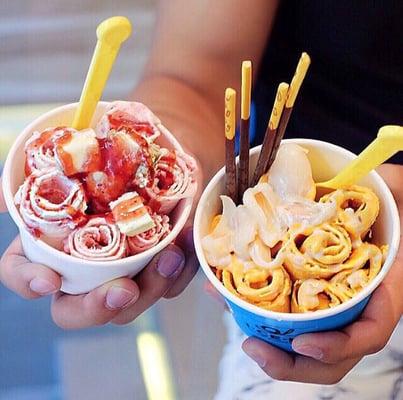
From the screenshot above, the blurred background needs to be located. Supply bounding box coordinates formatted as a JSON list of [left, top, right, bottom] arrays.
[[0, 1, 226, 399]]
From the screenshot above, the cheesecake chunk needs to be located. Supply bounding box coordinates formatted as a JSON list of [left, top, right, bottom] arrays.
[[109, 192, 155, 236], [54, 128, 102, 176]]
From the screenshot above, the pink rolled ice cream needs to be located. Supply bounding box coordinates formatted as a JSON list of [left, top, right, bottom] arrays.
[[144, 150, 198, 215], [15, 168, 87, 244], [64, 217, 127, 261], [14, 100, 197, 261], [24, 127, 72, 175], [96, 101, 162, 142], [127, 212, 171, 255]]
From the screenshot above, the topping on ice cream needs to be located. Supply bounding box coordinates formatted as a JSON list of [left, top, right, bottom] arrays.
[[109, 192, 155, 237], [54, 128, 102, 176], [202, 143, 385, 313], [15, 101, 197, 261]]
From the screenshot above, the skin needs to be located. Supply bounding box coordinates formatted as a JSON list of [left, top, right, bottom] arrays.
[[0, 176, 198, 329], [0, 0, 401, 385]]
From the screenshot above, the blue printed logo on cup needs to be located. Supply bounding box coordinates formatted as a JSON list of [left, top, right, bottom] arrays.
[[226, 296, 370, 352]]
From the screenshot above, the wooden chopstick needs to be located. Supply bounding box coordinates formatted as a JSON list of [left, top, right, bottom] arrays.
[[225, 88, 237, 201], [238, 61, 252, 203], [252, 82, 289, 185], [265, 52, 311, 171]]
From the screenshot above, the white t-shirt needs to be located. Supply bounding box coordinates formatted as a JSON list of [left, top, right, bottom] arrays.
[[215, 313, 403, 400]]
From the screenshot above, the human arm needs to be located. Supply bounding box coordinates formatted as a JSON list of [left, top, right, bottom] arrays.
[[133, 0, 279, 183], [0, 0, 279, 328]]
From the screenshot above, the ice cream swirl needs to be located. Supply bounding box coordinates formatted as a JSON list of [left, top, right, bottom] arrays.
[[65, 217, 127, 261], [15, 168, 87, 241], [202, 144, 387, 313]]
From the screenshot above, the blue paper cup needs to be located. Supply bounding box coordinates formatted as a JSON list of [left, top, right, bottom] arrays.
[[194, 139, 400, 352]]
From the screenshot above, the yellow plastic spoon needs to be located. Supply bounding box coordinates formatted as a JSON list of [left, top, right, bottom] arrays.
[[317, 125, 403, 189], [72, 16, 132, 130]]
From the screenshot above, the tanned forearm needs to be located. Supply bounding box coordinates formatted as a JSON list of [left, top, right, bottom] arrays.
[[130, 0, 280, 185]]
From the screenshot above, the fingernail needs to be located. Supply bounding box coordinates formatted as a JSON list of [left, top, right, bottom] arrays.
[[105, 287, 137, 310], [157, 250, 185, 278], [29, 278, 57, 295], [242, 343, 267, 368], [293, 344, 323, 360]]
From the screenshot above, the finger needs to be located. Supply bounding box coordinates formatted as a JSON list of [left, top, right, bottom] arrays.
[[0, 177, 6, 212], [204, 281, 228, 308], [164, 226, 199, 299], [242, 337, 360, 385], [0, 236, 61, 299], [51, 277, 140, 329], [111, 244, 185, 325], [292, 283, 397, 364]]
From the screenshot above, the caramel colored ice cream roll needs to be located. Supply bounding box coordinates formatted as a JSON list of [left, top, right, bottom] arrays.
[[218, 256, 292, 312], [330, 242, 383, 295], [291, 279, 343, 313], [320, 185, 379, 245], [284, 223, 353, 280]]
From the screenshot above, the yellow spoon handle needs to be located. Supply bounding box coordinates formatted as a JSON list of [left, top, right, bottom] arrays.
[[72, 16, 132, 130], [320, 125, 403, 189]]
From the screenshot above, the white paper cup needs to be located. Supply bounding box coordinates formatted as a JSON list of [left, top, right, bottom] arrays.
[[194, 139, 400, 351], [2, 102, 193, 294]]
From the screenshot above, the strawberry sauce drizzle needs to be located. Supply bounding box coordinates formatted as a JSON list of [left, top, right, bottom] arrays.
[[83, 125, 156, 214], [25, 116, 178, 221], [54, 131, 103, 176]]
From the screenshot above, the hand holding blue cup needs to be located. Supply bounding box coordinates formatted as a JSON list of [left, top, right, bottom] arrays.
[[194, 139, 400, 352]]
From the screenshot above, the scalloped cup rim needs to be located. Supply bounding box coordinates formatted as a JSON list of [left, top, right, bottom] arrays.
[[2, 101, 193, 269], [194, 139, 400, 322]]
